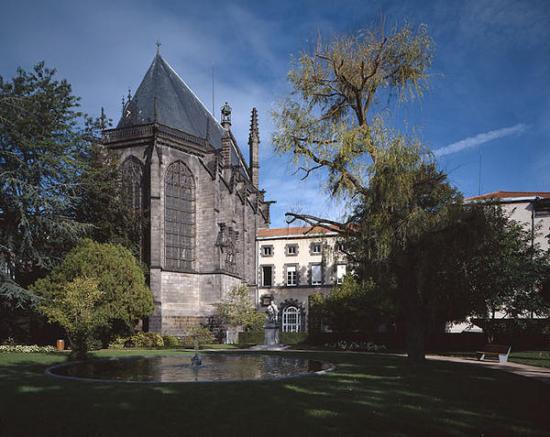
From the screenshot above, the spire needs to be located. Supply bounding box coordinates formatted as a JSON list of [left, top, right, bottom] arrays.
[[248, 107, 259, 144], [248, 107, 260, 188], [156, 40, 161, 55], [221, 101, 232, 130]]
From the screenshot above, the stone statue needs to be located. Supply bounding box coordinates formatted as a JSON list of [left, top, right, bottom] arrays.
[[266, 300, 279, 323]]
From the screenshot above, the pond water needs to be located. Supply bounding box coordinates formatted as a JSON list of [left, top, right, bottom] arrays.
[[47, 353, 333, 383]]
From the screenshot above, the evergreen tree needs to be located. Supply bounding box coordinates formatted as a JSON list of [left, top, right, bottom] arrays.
[[0, 63, 92, 310]]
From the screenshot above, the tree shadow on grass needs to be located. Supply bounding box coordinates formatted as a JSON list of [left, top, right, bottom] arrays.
[[0, 351, 549, 436]]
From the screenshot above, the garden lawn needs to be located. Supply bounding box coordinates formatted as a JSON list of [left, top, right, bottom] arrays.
[[510, 350, 550, 369], [0, 350, 549, 436]]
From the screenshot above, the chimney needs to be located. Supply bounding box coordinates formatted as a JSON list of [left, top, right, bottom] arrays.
[[248, 107, 260, 188]]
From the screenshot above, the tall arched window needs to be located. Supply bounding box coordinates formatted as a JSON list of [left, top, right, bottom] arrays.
[[282, 306, 301, 332], [120, 157, 143, 213], [164, 161, 195, 271]]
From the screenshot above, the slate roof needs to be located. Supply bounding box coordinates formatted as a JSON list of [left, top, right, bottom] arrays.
[[117, 53, 226, 149]]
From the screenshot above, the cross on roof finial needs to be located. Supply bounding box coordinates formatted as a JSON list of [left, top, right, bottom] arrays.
[[156, 40, 161, 55]]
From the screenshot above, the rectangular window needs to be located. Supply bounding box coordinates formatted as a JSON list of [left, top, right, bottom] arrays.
[[261, 245, 273, 257], [311, 264, 322, 285], [336, 264, 347, 284], [262, 265, 273, 287], [287, 265, 297, 286], [311, 243, 321, 254], [336, 241, 346, 252], [286, 244, 298, 256]]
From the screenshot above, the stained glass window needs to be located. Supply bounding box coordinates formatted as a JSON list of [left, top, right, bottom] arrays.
[[164, 161, 195, 271]]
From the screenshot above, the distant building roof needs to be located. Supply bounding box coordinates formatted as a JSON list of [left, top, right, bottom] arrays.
[[117, 53, 226, 149], [466, 191, 550, 202], [257, 226, 339, 238]]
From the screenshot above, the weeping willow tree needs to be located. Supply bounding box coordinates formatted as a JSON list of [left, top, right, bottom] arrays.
[[274, 23, 550, 363], [273, 23, 472, 363]]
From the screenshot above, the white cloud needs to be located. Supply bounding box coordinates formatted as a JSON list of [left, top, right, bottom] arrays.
[[434, 123, 527, 157]]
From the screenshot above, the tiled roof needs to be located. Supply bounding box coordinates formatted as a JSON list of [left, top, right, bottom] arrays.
[[466, 191, 550, 201], [257, 226, 339, 238]]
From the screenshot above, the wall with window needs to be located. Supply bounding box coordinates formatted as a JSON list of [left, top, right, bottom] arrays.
[[256, 229, 348, 332]]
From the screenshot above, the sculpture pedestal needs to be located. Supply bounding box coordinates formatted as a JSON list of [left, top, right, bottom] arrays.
[[264, 321, 280, 346]]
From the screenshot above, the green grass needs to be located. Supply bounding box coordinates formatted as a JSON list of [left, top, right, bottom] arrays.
[[510, 350, 550, 368], [0, 350, 549, 436]]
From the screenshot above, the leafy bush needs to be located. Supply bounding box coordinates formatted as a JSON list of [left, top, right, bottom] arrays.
[[214, 284, 264, 331], [0, 345, 56, 353], [108, 332, 164, 348], [162, 335, 181, 348], [182, 326, 215, 347], [32, 239, 154, 354], [38, 276, 108, 359], [323, 340, 387, 352], [108, 336, 128, 349], [280, 332, 308, 345], [128, 332, 164, 348], [238, 331, 264, 346]]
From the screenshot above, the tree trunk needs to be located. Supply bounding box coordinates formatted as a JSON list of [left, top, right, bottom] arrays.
[[406, 316, 426, 364]]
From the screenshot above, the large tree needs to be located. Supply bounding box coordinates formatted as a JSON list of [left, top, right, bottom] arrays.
[[0, 63, 95, 324], [273, 23, 436, 362], [73, 140, 145, 261], [273, 23, 548, 363]]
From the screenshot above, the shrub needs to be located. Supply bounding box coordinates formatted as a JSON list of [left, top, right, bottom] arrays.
[[280, 332, 308, 345], [108, 336, 128, 349], [127, 332, 164, 348], [238, 331, 264, 346], [0, 345, 56, 353], [38, 276, 108, 359], [32, 239, 154, 351], [162, 335, 181, 348], [182, 326, 215, 348], [214, 284, 265, 331]]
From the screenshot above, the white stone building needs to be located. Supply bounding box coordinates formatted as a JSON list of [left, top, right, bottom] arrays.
[[255, 226, 347, 332]]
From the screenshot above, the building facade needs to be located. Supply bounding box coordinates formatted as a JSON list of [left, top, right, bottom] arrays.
[[255, 226, 348, 332], [103, 52, 271, 335]]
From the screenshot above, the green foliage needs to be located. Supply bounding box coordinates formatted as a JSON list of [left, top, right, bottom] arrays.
[[272, 22, 550, 364], [466, 205, 550, 318], [310, 276, 392, 334], [280, 332, 308, 345], [74, 143, 144, 260], [162, 335, 182, 348], [109, 333, 183, 349], [0, 63, 100, 293], [128, 332, 164, 348], [214, 284, 264, 331], [238, 331, 264, 347], [183, 326, 215, 347], [39, 276, 107, 359], [273, 24, 432, 197], [0, 344, 56, 353], [32, 239, 154, 346]]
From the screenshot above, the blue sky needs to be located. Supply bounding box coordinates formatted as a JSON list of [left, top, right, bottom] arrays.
[[1, 0, 549, 227]]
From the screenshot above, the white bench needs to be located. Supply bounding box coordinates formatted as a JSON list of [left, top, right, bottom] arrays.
[[477, 344, 511, 363]]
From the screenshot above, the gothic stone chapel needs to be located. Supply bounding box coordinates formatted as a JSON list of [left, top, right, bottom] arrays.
[[102, 51, 271, 336]]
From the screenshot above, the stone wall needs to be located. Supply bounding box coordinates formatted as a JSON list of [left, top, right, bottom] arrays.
[[109, 126, 261, 337]]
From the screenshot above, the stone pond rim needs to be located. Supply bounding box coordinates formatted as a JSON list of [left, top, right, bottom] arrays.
[[45, 352, 335, 384]]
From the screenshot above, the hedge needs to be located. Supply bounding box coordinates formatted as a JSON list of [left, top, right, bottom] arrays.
[[237, 331, 309, 346]]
